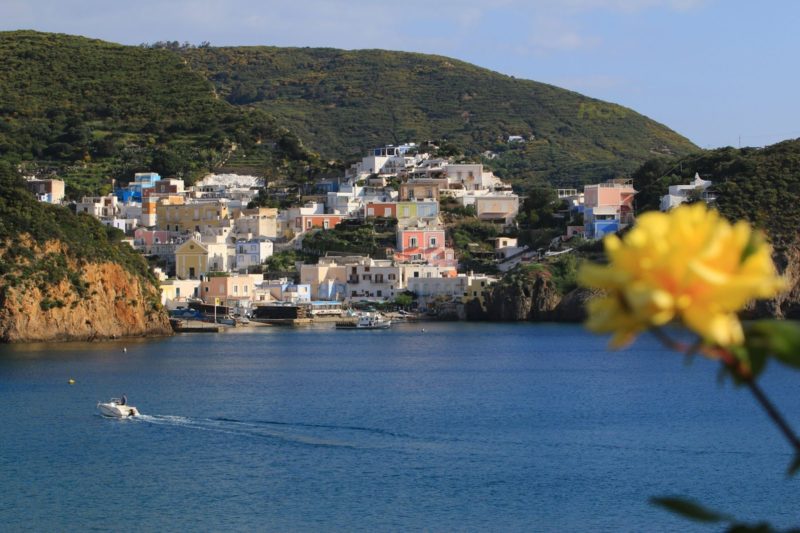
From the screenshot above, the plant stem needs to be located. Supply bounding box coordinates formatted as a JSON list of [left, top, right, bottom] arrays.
[[741, 373, 800, 454], [651, 327, 800, 455]]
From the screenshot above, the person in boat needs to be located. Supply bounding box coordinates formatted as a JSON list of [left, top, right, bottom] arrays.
[[120, 394, 127, 406]]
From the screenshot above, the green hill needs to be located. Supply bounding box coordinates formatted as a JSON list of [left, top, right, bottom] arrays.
[[0, 31, 698, 196], [0, 31, 319, 198], [180, 45, 698, 188]]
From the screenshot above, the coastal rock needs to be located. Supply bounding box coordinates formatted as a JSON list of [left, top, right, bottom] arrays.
[[0, 239, 171, 343], [551, 287, 598, 322], [741, 245, 800, 319], [477, 269, 562, 321]]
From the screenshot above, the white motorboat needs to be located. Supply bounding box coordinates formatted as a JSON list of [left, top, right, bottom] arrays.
[[97, 398, 140, 418], [336, 313, 392, 330]]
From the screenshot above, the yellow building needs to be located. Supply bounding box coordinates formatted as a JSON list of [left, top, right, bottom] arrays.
[[399, 179, 444, 201], [299, 261, 348, 300], [462, 274, 497, 310], [175, 238, 208, 280], [157, 200, 230, 233], [160, 279, 202, 306]]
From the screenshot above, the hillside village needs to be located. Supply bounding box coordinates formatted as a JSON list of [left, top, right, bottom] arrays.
[[24, 142, 714, 320]]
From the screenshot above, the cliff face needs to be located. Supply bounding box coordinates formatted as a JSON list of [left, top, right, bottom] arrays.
[[743, 244, 800, 320], [470, 242, 800, 324], [0, 239, 171, 343], [467, 269, 588, 322]]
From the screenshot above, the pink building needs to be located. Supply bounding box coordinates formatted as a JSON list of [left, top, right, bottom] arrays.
[[395, 227, 456, 267], [133, 228, 179, 253], [583, 179, 636, 239], [199, 274, 260, 307]]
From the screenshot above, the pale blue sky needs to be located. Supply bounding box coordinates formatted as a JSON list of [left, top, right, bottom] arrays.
[[2, 0, 798, 149]]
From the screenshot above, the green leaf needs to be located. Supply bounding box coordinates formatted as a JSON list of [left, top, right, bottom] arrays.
[[746, 320, 800, 371], [651, 497, 729, 523]]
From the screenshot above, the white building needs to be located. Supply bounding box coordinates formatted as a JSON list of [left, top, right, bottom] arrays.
[[444, 163, 508, 192], [344, 258, 402, 302], [660, 173, 715, 211], [236, 238, 274, 271], [408, 272, 497, 311], [76, 195, 120, 218], [347, 144, 421, 179], [102, 217, 138, 234]]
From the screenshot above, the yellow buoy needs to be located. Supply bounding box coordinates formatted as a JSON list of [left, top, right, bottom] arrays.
[[68, 379, 75, 385]]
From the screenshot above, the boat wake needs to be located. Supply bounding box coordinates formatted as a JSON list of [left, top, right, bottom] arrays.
[[133, 414, 423, 450]]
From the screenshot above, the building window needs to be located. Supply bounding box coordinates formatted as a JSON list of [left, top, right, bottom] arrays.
[[377, 290, 382, 297], [388, 273, 396, 280], [306, 220, 312, 229], [410, 237, 418, 248], [430, 237, 437, 247], [234, 285, 238, 294], [204, 286, 209, 292]]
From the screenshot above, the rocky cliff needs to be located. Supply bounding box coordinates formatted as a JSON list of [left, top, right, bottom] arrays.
[[466, 266, 590, 322], [0, 238, 172, 343], [743, 244, 800, 320], [469, 243, 800, 324]]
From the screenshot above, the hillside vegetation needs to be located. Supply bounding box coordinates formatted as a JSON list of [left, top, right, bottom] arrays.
[[180, 45, 697, 188], [0, 161, 154, 292], [632, 139, 800, 248], [0, 31, 320, 198], [0, 31, 698, 195]]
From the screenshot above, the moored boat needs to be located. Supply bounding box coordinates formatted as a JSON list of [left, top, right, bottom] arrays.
[[335, 313, 392, 330]]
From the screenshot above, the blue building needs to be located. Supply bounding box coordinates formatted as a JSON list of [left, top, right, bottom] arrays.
[[115, 172, 161, 203]]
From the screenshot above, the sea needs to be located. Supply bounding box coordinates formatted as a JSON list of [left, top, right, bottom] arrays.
[[1, 322, 799, 532]]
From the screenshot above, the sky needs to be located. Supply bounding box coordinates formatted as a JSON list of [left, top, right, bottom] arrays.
[[2, 0, 799, 149]]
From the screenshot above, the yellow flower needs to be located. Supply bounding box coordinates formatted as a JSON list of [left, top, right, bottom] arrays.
[[578, 203, 786, 348]]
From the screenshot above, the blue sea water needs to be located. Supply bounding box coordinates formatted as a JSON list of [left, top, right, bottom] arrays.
[[1, 322, 799, 532]]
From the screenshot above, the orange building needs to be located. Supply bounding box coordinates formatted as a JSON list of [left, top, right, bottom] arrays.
[[365, 202, 397, 219]]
